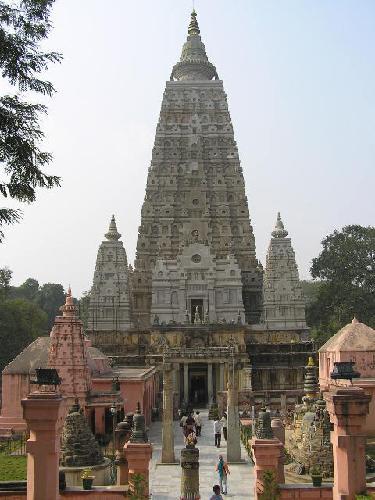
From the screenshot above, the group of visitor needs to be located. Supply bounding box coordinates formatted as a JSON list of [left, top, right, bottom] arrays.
[[179, 410, 231, 497], [180, 410, 202, 444]]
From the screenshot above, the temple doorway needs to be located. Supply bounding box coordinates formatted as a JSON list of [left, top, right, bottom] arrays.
[[191, 298, 203, 324], [189, 364, 207, 406]]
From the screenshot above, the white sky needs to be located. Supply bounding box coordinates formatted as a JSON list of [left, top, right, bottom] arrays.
[[1, 0, 375, 296]]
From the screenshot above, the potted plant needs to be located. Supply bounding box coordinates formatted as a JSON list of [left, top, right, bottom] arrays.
[[81, 468, 95, 490], [310, 465, 322, 487]]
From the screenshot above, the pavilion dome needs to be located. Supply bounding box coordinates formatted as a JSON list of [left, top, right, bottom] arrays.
[[319, 317, 375, 353]]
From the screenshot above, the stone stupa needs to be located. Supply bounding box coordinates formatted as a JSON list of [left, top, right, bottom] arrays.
[[60, 402, 111, 486], [285, 358, 333, 477]]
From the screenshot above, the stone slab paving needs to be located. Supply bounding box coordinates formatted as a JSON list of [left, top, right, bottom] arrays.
[[149, 409, 254, 499]]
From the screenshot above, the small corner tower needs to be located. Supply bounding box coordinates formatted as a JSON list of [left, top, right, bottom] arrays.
[[262, 213, 306, 329], [88, 216, 132, 332], [48, 288, 91, 405]]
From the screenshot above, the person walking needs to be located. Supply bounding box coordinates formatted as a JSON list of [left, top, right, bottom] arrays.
[[220, 413, 227, 441], [209, 484, 223, 500], [213, 417, 222, 448], [215, 455, 230, 495], [194, 411, 202, 437]]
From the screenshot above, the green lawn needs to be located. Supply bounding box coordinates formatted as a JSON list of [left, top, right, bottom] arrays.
[[0, 454, 27, 481]]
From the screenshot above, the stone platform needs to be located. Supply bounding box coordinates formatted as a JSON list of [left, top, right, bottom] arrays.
[[148, 409, 254, 499]]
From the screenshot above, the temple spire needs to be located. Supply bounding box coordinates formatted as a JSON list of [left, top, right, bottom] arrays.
[[271, 212, 288, 238], [170, 9, 218, 81], [60, 287, 77, 318], [188, 10, 200, 35], [105, 214, 121, 241]]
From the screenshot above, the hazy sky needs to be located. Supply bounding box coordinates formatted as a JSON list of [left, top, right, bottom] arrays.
[[2, 0, 374, 296]]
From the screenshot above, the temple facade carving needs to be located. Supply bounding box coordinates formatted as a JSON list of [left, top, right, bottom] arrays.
[[151, 242, 245, 325]]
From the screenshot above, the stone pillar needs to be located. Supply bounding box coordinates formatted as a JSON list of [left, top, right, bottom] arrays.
[[207, 362, 213, 405], [21, 390, 63, 500], [161, 363, 175, 463], [227, 361, 241, 462], [173, 365, 178, 392], [241, 364, 252, 391], [271, 418, 285, 444], [324, 387, 371, 500], [184, 363, 189, 405], [280, 393, 287, 413], [180, 445, 200, 500], [271, 418, 285, 483], [115, 418, 132, 485], [251, 438, 284, 498], [123, 406, 152, 497], [219, 363, 225, 391], [261, 369, 269, 390]]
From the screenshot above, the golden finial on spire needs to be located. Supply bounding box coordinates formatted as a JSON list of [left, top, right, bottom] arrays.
[[188, 9, 200, 36]]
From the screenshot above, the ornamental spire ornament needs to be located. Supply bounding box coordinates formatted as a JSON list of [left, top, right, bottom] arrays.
[[188, 9, 200, 35], [171, 9, 218, 81], [105, 214, 121, 241], [271, 212, 288, 238]]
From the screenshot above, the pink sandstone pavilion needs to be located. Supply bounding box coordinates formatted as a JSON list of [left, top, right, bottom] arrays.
[[0, 289, 158, 436], [319, 317, 375, 435]]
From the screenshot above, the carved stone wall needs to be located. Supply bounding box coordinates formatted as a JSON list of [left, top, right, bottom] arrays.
[[151, 241, 245, 324]]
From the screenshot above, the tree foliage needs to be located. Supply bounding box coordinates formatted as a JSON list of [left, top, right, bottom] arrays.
[[0, 0, 62, 240], [0, 297, 47, 371], [307, 225, 375, 346], [35, 282, 65, 328], [0, 268, 67, 371], [77, 290, 90, 329], [0, 266, 12, 300], [9, 277, 65, 329]]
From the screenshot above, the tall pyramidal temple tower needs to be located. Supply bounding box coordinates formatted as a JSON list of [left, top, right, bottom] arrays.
[[262, 213, 306, 328], [88, 216, 132, 331], [132, 11, 262, 327]]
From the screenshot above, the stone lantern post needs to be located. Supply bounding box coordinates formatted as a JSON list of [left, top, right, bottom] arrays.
[[325, 386, 371, 499], [180, 440, 200, 500], [161, 362, 176, 463], [227, 359, 241, 462], [115, 416, 132, 485]]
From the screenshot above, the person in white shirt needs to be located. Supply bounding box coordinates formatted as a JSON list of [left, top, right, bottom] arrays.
[[220, 414, 227, 441], [213, 418, 222, 447], [194, 411, 202, 436]]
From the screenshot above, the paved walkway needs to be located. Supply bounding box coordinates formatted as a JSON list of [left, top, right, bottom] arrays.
[[149, 409, 254, 499]]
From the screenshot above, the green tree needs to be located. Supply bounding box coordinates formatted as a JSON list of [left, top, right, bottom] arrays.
[[35, 282, 65, 329], [0, 0, 62, 240], [11, 277, 39, 301], [0, 266, 12, 300], [308, 225, 375, 345], [0, 298, 47, 371], [77, 291, 91, 329]]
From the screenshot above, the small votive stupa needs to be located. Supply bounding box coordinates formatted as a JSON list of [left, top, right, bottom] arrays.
[[285, 358, 333, 477], [60, 402, 111, 486]]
